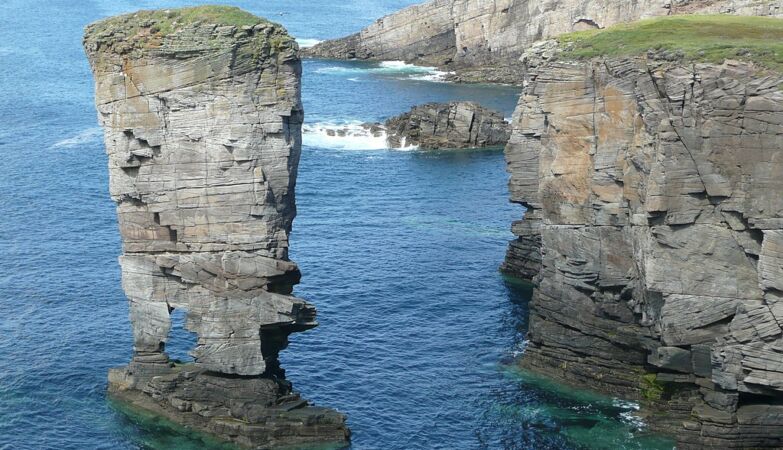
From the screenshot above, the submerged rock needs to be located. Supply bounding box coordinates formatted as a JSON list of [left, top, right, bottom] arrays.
[[384, 101, 510, 149], [304, 0, 783, 84], [83, 6, 349, 448], [503, 50, 783, 447]]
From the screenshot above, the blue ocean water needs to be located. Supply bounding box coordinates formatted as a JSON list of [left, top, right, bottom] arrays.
[[0, 1, 673, 449]]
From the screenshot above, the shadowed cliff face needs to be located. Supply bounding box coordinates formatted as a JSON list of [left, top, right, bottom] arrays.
[[304, 0, 783, 84], [504, 51, 783, 448], [83, 6, 348, 448]]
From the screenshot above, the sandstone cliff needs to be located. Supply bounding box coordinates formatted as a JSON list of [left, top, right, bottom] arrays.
[[503, 46, 783, 447], [84, 7, 348, 448], [305, 0, 783, 83]]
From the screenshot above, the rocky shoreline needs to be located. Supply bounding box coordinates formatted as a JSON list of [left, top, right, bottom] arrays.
[[304, 0, 783, 84], [84, 7, 349, 448]]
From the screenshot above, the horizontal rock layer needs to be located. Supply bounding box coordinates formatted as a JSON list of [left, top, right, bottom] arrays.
[[504, 51, 783, 447], [305, 0, 783, 84], [84, 7, 349, 448], [384, 101, 510, 149]]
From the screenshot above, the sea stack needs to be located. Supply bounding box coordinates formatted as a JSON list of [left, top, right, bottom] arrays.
[[83, 6, 349, 448]]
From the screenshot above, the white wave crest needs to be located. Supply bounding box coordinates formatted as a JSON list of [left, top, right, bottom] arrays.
[[303, 122, 388, 150], [408, 71, 450, 82], [297, 38, 322, 48], [377, 61, 417, 69], [302, 121, 417, 151], [315, 60, 450, 82], [51, 127, 103, 149]]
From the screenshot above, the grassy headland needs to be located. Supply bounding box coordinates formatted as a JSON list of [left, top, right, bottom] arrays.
[[558, 15, 783, 71]]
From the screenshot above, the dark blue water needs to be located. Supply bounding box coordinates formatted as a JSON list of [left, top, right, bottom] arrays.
[[0, 1, 673, 449]]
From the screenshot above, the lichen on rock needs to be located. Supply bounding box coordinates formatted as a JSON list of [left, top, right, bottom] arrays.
[[84, 6, 348, 448]]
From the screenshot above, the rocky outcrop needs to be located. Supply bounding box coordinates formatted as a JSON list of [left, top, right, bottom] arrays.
[[84, 7, 349, 448], [304, 102, 509, 150], [504, 50, 783, 447], [385, 101, 510, 149], [304, 0, 783, 84]]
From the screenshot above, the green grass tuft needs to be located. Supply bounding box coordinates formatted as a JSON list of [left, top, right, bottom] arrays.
[[558, 15, 783, 71], [84, 5, 291, 60], [172, 5, 265, 28], [640, 373, 664, 401], [86, 5, 272, 45], [123, 5, 267, 35]]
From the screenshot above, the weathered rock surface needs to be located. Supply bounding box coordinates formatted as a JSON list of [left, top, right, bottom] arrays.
[[504, 47, 783, 447], [385, 101, 510, 149], [304, 102, 509, 150], [84, 7, 349, 448], [304, 0, 783, 84]]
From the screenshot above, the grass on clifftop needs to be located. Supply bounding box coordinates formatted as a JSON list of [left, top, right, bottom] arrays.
[[84, 5, 288, 55], [170, 5, 264, 27], [558, 15, 783, 71], [89, 5, 270, 39]]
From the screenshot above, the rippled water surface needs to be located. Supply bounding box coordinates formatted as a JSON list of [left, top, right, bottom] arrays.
[[0, 1, 673, 449]]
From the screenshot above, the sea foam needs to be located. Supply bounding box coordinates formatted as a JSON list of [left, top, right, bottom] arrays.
[[303, 121, 417, 150], [297, 38, 322, 48], [51, 127, 103, 149], [316, 60, 450, 82]]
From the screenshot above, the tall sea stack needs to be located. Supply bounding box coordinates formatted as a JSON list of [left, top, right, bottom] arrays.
[[83, 7, 349, 448]]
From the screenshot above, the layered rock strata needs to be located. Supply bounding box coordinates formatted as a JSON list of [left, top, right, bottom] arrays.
[[385, 101, 510, 149], [304, 0, 783, 84], [84, 7, 349, 448], [505, 51, 783, 447], [305, 101, 509, 150]]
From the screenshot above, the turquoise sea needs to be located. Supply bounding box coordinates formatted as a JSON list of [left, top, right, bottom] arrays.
[[0, 1, 673, 449]]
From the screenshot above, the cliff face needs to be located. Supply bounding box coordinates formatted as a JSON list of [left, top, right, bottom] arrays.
[[505, 53, 783, 447], [84, 7, 348, 448], [305, 0, 455, 66], [305, 0, 783, 83]]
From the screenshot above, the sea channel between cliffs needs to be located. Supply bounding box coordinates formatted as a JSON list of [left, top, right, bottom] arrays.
[[67, 0, 783, 448]]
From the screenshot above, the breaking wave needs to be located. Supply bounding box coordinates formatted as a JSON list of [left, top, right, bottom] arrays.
[[302, 121, 417, 151], [315, 60, 450, 82], [296, 38, 322, 48]]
